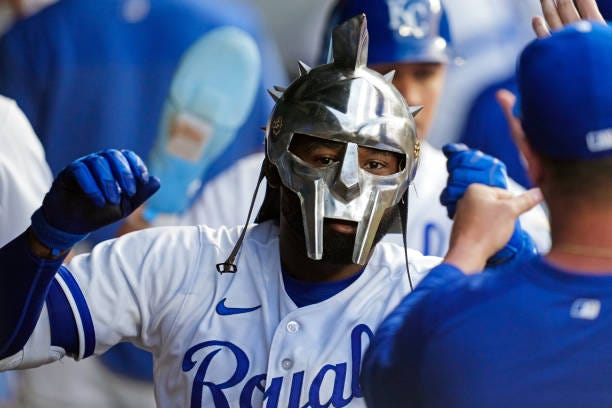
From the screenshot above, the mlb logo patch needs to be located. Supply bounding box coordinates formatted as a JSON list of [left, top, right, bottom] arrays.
[[570, 298, 601, 320]]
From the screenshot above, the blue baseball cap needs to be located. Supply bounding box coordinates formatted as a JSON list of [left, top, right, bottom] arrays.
[[517, 21, 612, 159], [320, 0, 453, 65]]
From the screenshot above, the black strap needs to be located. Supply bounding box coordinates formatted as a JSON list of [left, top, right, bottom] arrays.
[[216, 162, 266, 273], [398, 190, 414, 291]]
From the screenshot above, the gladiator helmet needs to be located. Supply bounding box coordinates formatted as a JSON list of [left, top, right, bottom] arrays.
[[264, 14, 422, 264]]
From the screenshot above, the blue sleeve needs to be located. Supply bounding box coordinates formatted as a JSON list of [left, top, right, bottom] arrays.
[[361, 263, 464, 407], [0, 230, 80, 359], [487, 227, 539, 269], [46, 271, 79, 357], [458, 76, 531, 188]]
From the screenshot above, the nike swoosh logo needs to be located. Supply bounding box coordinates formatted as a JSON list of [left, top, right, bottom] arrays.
[[215, 298, 261, 316]]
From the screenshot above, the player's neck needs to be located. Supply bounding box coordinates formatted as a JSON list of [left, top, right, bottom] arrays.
[[280, 253, 364, 283], [546, 207, 612, 274]]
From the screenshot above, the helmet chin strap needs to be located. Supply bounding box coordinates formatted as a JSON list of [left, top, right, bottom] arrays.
[[398, 189, 414, 291], [216, 161, 266, 273]]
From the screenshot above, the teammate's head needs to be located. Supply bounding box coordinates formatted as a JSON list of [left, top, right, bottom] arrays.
[[262, 14, 420, 265], [321, 0, 454, 138], [515, 21, 612, 205]]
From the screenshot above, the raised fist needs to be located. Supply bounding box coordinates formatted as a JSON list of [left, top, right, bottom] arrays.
[[31, 149, 160, 252]]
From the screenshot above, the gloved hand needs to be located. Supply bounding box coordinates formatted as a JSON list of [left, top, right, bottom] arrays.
[[440, 143, 508, 218], [440, 143, 534, 264], [30, 149, 160, 255]]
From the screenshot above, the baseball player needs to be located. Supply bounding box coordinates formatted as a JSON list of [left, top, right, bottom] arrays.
[[361, 4, 612, 408], [134, 0, 551, 260], [0, 15, 535, 407]]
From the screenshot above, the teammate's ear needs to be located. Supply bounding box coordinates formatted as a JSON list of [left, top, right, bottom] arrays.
[[518, 140, 544, 187], [496, 88, 542, 184], [510, 121, 544, 187]]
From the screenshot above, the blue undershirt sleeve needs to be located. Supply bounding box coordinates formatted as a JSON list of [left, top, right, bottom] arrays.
[[0, 230, 67, 359]]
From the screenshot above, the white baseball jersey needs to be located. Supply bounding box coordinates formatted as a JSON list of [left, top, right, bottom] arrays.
[[0, 95, 52, 404], [0, 95, 53, 247], [173, 143, 551, 256], [6, 221, 440, 407]]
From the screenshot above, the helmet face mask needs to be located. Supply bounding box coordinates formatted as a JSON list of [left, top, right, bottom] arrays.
[[284, 137, 410, 264], [265, 15, 421, 264]]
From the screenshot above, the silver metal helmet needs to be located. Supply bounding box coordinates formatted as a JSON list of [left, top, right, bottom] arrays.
[[265, 14, 421, 264]]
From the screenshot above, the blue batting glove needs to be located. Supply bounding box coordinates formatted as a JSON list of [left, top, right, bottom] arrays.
[[30, 149, 160, 254], [440, 143, 533, 264], [440, 143, 508, 219]]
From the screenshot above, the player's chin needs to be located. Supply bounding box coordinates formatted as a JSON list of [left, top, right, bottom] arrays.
[[322, 220, 357, 263]]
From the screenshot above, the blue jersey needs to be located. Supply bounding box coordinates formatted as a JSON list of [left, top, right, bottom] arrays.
[[458, 75, 531, 188], [0, 0, 286, 243], [362, 257, 612, 408]]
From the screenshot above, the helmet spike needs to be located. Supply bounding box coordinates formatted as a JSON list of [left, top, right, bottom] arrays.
[[410, 105, 424, 117], [297, 60, 311, 76], [267, 88, 283, 102], [383, 70, 395, 83], [332, 13, 368, 69]]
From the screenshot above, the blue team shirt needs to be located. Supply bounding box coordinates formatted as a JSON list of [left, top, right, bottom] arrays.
[[458, 75, 531, 188], [362, 256, 612, 408]]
